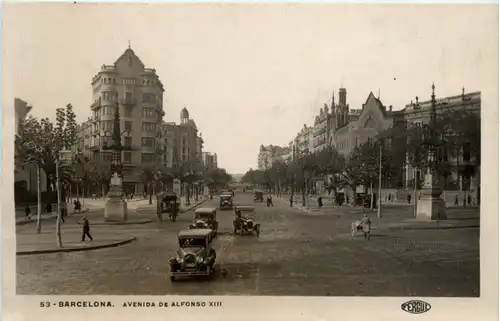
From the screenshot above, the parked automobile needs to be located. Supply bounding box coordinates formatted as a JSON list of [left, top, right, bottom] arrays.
[[169, 229, 216, 282], [189, 207, 218, 236], [233, 206, 260, 236]]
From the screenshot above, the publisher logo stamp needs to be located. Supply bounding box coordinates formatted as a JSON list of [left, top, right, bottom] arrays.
[[401, 300, 431, 314]]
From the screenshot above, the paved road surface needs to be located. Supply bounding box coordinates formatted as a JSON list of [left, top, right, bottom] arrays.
[[16, 192, 479, 296]]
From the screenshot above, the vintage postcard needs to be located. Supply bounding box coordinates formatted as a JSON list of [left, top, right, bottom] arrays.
[[2, 2, 498, 321]]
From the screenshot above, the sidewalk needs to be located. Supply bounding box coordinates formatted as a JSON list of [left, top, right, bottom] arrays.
[[15, 208, 90, 226], [278, 196, 479, 230], [16, 224, 136, 255]]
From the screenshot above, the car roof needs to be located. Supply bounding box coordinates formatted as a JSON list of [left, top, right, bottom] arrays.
[[178, 229, 212, 237], [236, 206, 255, 211], [194, 207, 217, 214]]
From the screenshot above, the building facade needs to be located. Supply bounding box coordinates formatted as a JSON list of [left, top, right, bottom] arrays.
[[312, 104, 329, 153], [257, 145, 291, 170], [402, 89, 481, 192], [160, 107, 204, 172], [80, 47, 165, 193], [332, 92, 401, 156], [202, 152, 218, 171]]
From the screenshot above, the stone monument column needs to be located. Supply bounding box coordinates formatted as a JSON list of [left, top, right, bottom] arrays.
[[104, 172, 128, 222], [104, 103, 128, 222]]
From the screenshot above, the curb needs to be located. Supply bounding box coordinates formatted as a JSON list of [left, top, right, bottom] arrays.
[[91, 219, 152, 226], [382, 224, 480, 231], [16, 236, 137, 256], [16, 208, 90, 226]]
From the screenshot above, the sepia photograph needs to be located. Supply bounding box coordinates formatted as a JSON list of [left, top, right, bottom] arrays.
[[2, 2, 498, 320]]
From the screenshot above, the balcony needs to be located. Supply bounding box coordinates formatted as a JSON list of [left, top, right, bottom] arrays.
[[89, 143, 100, 151], [120, 97, 137, 106], [92, 115, 101, 123]]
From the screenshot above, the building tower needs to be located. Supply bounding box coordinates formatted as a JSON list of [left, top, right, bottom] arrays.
[[87, 47, 165, 194], [180, 107, 189, 124]]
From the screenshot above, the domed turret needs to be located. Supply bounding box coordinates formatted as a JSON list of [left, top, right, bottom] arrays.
[[180, 107, 189, 124]]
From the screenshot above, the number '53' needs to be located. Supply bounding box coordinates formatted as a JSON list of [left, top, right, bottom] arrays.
[[40, 302, 51, 307]]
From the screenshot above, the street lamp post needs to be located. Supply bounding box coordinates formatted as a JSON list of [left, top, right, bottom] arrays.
[[377, 142, 383, 219], [416, 83, 447, 221]]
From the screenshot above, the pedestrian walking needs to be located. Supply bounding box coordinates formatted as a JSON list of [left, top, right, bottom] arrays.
[[467, 194, 472, 206], [407, 194, 411, 204], [25, 205, 31, 220], [46, 203, 52, 215], [289, 195, 293, 207], [360, 214, 372, 240], [454, 194, 459, 207], [79, 217, 93, 242], [388, 193, 392, 202], [317, 196, 323, 208]]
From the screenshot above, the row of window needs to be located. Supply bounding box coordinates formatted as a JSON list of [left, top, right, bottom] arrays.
[[100, 77, 161, 87]]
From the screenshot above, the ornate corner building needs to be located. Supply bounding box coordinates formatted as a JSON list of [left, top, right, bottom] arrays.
[[78, 47, 165, 194]]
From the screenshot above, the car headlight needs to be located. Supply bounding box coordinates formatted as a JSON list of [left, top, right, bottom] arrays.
[[196, 256, 204, 263]]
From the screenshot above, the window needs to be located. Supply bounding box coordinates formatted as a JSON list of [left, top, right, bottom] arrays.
[[142, 93, 156, 103], [103, 121, 113, 131], [142, 108, 155, 118], [123, 79, 136, 85], [141, 153, 155, 164], [125, 92, 134, 101], [141, 137, 155, 148], [125, 121, 132, 131], [102, 106, 115, 115], [142, 122, 156, 132], [123, 152, 132, 163], [124, 137, 132, 147], [124, 106, 133, 117], [102, 92, 117, 102], [102, 152, 112, 162]]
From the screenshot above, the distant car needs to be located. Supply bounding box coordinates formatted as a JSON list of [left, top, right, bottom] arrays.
[[220, 193, 234, 210], [233, 206, 260, 236], [189, 207, 218, 237], [169, 229, 216, 281]]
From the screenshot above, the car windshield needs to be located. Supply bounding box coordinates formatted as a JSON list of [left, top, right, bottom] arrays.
[[179, 238, 206, 248], [195, 213, 212, 219]]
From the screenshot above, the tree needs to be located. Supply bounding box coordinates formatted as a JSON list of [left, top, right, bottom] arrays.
[[141, 166, 162, 204]]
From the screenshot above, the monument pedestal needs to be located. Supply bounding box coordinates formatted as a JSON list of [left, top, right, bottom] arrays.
[[416, 170, 447, 221], [104, 173, 128, 222]]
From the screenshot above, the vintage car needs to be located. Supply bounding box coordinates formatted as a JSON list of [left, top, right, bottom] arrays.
[[220, 192, 234, 210], [254, 190, 264, 202], [169, 229, 217, 281], [189, 207, 218, 236], [156, 191, 179, 222], [233, 206, 261, 236]]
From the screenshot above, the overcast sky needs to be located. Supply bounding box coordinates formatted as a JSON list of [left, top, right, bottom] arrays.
[[3, 3, 497, 174]]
